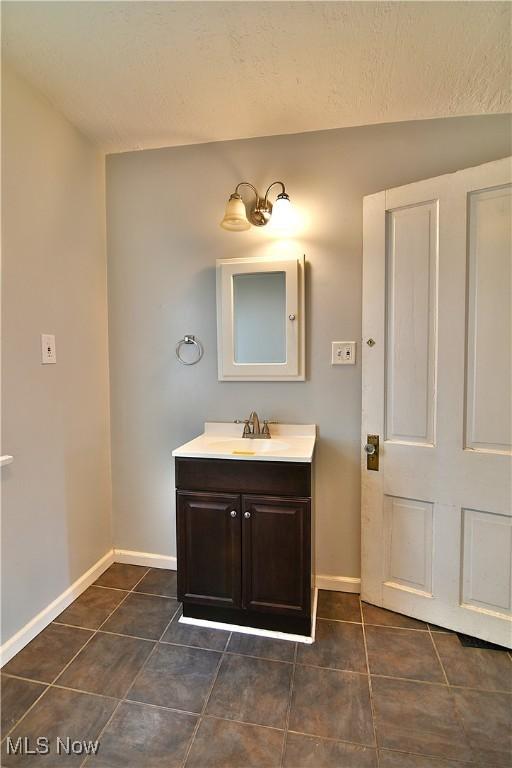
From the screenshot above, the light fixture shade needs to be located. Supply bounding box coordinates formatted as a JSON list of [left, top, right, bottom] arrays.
[[268, 194, 298, 234], [220, 196, 251, 231]]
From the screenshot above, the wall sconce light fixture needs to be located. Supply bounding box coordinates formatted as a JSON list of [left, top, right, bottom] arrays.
[[220, 181, 296, 232]]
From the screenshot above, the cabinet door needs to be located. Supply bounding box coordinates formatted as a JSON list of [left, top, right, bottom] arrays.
[[177, 491, 241, 609], [242, 495, 310, 616], [217, 254, 305, 381]]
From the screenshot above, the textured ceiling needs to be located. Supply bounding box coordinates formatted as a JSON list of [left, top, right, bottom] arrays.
[[2, 1, 511, 153]]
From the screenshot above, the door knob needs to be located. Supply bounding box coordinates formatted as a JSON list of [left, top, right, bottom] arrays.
[[365, 434, 379, 471], [230, 510, 237, 518], [244, 511, 251, 519]]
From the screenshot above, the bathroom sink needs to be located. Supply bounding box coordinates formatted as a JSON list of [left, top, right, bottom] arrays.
[[172, 422, 316, 463], [206, 438, 291, 454]]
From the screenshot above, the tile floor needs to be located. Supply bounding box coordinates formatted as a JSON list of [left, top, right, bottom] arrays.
[[1, 564, 511, 767]]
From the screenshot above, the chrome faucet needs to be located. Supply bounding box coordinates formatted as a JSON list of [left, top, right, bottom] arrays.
[[237, 411, 274, 439]]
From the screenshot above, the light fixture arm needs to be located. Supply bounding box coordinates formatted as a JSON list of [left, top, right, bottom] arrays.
[[263, 181, 287, 206], [233, 182, 259, 202]]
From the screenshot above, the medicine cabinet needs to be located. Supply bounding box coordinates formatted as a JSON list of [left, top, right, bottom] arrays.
[[216, 254, 305, 381]]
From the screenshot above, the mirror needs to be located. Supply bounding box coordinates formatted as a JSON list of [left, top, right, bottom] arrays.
[[216, 254, 305, 381], [233, 272, 286, 364]]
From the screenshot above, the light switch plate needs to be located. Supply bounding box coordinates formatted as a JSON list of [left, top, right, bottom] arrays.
[[41, 334, 56, 364], [332, 341, 356, 365]]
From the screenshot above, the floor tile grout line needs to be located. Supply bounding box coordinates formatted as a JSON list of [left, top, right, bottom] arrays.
[[428, 625, 450, 686], [0, 682, 49, 749], [360, 597, 380, 767], [429, 626, 480, 764], [378, 746, 475, 765], [94, 568, 151, 631], [425, 622, 479, 763], [122, 699, 200, 718], [95, 571, 179, 705], [116, 600, 184, 704], [294, 660, 370, 676], [158, 602, 184, 642], [197, 712, 286, 735], [1, 673, 120, 702], [368, 671, 512, 695], [132, 589, 179, 600], [159, 638, 296, 662], [46, 623, 296, 660], [1, 565, 151, 746], [80, 698, 124, 768], [127, 568, 152, 593], [4, 659, 511, 698], [51, 624, 164, 642], [1, 624, 101, 743], [279, 641, 298, 768], [285, 725, 377, 752], [84, 600, 186, 768], [79, 566, 155, 768], [317, 614, 435, 633], [7, 666, 511, 701], [180, 632, 232, 768]]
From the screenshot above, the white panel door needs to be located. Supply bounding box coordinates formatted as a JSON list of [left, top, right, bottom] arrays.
[[362, 157, 512, 647]]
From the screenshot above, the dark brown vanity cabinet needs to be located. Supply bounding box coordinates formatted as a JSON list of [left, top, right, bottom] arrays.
[[175, 458, 313, 635]]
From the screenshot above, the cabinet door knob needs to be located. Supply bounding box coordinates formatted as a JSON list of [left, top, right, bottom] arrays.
[[244, 511, 251, 519], [230, 510, 237, 518]]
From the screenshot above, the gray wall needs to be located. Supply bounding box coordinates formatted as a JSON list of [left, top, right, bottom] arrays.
[[106, 114, 511, 581], [1, 64, 112, 643]]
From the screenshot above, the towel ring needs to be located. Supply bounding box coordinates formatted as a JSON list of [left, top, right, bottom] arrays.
[[176, 335, 203, 366]]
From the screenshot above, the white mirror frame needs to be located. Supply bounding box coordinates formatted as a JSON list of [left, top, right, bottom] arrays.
[[216, 253, 305, 381]]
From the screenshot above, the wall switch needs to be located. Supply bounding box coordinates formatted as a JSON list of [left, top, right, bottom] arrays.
[[41, 334, 56, 364], [331, 341, 356, 365]]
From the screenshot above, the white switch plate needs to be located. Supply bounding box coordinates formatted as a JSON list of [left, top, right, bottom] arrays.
[[41, 334, 56, 364], [331, 341, 356, 365]]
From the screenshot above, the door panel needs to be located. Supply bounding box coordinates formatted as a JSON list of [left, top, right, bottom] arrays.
[[362, 157, 512, 647], [461, 508, 512, 615], [384, 495, 433, 597], [177, 491, 241, 609], [465, 185, 512, 454], [385, 201, 438, 445], [242, 495, 310, 616]]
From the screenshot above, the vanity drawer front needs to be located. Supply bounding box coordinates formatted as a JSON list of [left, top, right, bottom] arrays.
[[176, 491, 242, 610], [175, 458, 311, 496]]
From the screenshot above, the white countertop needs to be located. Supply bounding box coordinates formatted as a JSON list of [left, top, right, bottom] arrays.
[[172, 422, 316, 463]]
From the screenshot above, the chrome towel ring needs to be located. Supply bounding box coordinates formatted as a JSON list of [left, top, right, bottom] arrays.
[[176, 335, 204, 366]]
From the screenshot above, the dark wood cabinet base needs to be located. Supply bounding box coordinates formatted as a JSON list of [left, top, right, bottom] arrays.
[[182, 602, 312, 637], [176, 457, 314, 640]]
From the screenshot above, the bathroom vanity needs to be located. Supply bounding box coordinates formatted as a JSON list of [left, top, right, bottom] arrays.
[[172, 423, 316, 638]]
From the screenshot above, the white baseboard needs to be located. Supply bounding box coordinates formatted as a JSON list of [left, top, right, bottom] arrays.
[[315, 574, 361, 593], [113, 549, 177, 570], [113, 552, 357, 594], [0, 549, 356, 667], [0, 549, 114, 668]]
